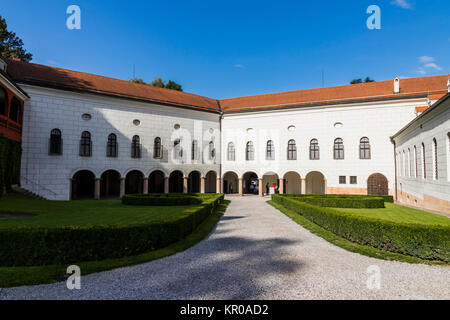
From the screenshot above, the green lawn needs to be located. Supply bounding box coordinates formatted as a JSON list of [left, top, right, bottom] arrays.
[[334, 203, 450, 226], [268, 200, 448, 265], [0, 199, 230, 288], [0, 193, 206, 228]]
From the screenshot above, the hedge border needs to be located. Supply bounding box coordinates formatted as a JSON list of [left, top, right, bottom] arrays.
[[122, 194, 202, 206], [297, 196, 385, 208], [0, 194, 224, 266], [272, 195, 450, 262], [282, 194, 394, 203]]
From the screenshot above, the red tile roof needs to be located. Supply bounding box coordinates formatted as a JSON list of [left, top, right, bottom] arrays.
[[5, 59, 449, 114], [415, 106, 429, 113], [5, 59, 221, 113], [219, 76, 449, 112]]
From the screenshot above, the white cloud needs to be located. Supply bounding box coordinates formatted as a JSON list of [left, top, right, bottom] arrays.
[[424, 63, 442, 71], [391, 0, 413, 9], [234, 64, 244, 68], [416, 68, 426, 75], [419, 56, 434, 63], [47, 59, 59, 65]]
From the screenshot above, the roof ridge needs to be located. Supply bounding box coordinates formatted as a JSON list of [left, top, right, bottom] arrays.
[[219, 74, 449, 102], [5, 58, 218, 102]]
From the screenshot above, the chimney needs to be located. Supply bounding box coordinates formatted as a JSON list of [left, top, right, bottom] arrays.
[[447, 77, 450, 93], [0, 58, 6, 72], [394, 76, 400, 94]]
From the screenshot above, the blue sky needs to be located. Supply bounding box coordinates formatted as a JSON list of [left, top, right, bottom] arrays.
[[1, 0, 449, 98]]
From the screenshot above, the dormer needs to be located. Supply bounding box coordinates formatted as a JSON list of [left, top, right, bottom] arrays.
[[394, 76, 400, 94]]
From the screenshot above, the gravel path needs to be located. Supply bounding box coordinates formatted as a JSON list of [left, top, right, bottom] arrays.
[[1, 196, 449, 300]]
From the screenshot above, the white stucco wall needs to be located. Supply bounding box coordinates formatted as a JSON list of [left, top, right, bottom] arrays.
[[394, 97, 450, 203], [221, 98, 430, 194], [19, 85, 221, 200]]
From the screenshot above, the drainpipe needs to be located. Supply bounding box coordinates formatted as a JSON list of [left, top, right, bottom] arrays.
[[217, 100, 223, 193], [391, 137, 398, 201]]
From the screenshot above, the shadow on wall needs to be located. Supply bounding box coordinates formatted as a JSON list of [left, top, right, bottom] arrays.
[[18, 67, 192, 200]]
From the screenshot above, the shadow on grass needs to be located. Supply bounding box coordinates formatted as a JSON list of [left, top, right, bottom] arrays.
[[0, 201, 232, 288]]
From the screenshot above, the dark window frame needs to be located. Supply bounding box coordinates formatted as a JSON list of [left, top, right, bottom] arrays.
[[80, 131, 92, 157], [350, 176, 357, 184], [287, 139, 297, 160], [359, 137, 371, 159], [106, 133, 118, 158], [49, 128, 63, 155], [309, 139, 319, 160], [131, 135, 141, 159], [246, 141, 254, 161], [154, 137, 162, 159], [334, 138, 344, 160], [339, 176, 346, 184], [266, 140, 275, 160]]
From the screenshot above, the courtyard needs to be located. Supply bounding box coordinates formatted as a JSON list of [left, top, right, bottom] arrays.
[[1, 195, 449, 299]]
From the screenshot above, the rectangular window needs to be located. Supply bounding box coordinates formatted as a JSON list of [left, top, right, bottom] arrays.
[[339, 176, 346, 184], [350, 176, 357, 184]]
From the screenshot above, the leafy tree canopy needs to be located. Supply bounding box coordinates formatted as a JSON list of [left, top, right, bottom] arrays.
[[129, 77, 183, 91], [129, 78, 146, 84], [0, 16, 33, 62], [350, 77, 375, 84]]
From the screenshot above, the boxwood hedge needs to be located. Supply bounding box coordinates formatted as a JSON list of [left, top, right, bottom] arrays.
[[272, 195, 450, 262], [122, 194, 202, 206], [282, 194, 394, 203], [297, 196, 385, 208], [0, 194, 224, 266]]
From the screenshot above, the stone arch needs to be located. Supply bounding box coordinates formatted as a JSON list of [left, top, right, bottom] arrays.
[[98, 167, 123, 179], [125, 170, 144, 194], [101, 169, 121, 199], [169, 170, 184, 193], [123, 167, 145, 177], [243, 171, 259, 195], [205, 170, 217, 193], [147, 167, 169, 179], [71, 170, 95, 200], [188, 170, 201, 193], [149, 170, 165, 193], [223, 171, 238, 194], [367, 173, 389, 195], [70, 167, 98, 179], [262, 172, 279, 195], [283, 171, 302, 194], [305, 171, 326, 194]]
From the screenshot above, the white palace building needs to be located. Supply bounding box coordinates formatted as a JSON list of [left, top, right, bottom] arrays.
[[1, 58, 449, 213]]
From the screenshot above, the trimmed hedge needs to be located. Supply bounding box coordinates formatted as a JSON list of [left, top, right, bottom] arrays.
[[122, 194, 202, 206], [0, 194, 224, 266], [298, 196, 385, 208], [283, 194, 394, 203], [272, 195, 450, 262]]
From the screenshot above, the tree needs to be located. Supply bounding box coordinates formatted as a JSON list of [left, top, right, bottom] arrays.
[[129, 78, 146, 84], [129, 77, 183, 91], [165, 80, 183, 92], [0, 16, 33, 62], [151, 77, 166, 88], [350, 77, 375, 84]]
